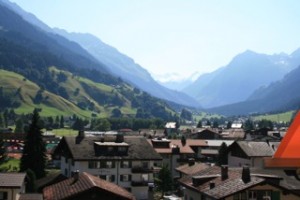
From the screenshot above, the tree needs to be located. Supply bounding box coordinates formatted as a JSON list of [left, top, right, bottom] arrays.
[[111, 108, 122, 118], [258, 119, 273, 130], [26, 169, 37, 192], [0, 139, 6, 163], [226, 121, 232, 129], [60, 116, 64, 128], [212, 120, 219, 128], [180, 108, 192, 121], [244, 119, 254, 131], [20, 109, 47, 179], [14, 118, 24, 133], [197, 120, 202, 128], [216, 142, 228, 166], [155, 165, 173, 198]]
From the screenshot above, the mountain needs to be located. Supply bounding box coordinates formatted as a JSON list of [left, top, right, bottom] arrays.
[[0, 0, 200, 107], [183, 50, 298, 108], [52, 29, 200, 107], [154, 72, 201, 91], [208, 50, 300, 116], [0, 2, 176, 119]]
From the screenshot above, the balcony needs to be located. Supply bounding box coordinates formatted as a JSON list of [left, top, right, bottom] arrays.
[[131, 166, 153, 173]]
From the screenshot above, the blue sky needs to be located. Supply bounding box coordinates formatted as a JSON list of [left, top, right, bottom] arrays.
[[10, 0, 300, 81]]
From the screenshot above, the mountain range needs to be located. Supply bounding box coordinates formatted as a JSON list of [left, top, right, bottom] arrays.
[[1, 0, 300, 117], [183, 50, 300, 108], [0, 0, 180, 119]]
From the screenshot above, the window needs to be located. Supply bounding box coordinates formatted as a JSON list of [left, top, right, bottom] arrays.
[[141, 174, 149, 181], [107, 146, 114, 152], [119, 146, 127, 152], [121, 174, 131, 182], [0, 192, 8, 200], [248, 191, 257, 200], [142, 162, 148, 168], [121, 161, 131, 168], [106, 161, 115, 168], [88, 161, 100, 169], [99, 175, 115, 182]]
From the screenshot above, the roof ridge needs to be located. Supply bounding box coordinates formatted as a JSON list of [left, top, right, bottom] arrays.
[[84, 172, 97, 187]]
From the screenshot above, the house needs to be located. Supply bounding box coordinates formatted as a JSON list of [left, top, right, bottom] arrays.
[[53, 132, 162, 200], [193, 129, 221, 140], [200, 140, 234, 162], [175, 160, 209, 178], [0, 173, 26, 200], [178, 165, 300, 200], [148, 139, 207, 179], [0, 173, 43, 200], [164, 122, 177, 137], [228, 141, 279, 168], [43, 171, 135, 200]]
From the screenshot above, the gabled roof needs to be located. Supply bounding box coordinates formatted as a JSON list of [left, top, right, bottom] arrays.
[[0, 173, 26, 188], [230, 141, 278, 157], [178, 166, 264, 199], [179, 166, 300, 199], [43, 172, 135, 200], [147, 139, 207, 154], [55, 136, 162, 161], [176, 162, 209, 175]]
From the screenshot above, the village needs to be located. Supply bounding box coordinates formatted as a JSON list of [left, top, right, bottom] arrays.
[[1, 112, 300, 200]]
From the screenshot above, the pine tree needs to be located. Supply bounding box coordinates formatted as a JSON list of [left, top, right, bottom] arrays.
[[14, 118, 24, 133], [59, 115, 64, 128], [20, 109, 47, 179], [155, 165, 173, 198], [216, 142, 228, 166]]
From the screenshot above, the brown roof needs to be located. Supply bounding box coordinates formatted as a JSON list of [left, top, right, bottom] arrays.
[[179, 166, 300, 199], [0, 173, 26, 188], [43, 172, 135, 200], [148, 139, 207, 154], [235, 141, 278, 157], [178, 166, 265, 199], [176, 162, 209, 175], [56, 136, 162, 161]]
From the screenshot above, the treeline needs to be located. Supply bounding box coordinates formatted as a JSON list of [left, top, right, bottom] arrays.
[[71, 117, 166, 131]]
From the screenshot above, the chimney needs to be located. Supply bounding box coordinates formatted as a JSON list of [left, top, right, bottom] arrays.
[[72, 170, 80, 182], [242, 165, 251, 183], [209, 182, 215, 189], [188, 158, 195, 166], [75, 130, 85, 144], [221, 165, 228, 180]]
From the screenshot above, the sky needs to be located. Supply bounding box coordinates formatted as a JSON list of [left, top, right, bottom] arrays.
[[9, 0, 300, 82]]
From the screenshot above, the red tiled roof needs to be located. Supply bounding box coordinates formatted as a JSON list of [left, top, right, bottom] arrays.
[[43, 172, 135, 200]]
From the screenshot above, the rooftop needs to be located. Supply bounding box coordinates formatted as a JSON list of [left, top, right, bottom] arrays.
[[0, 173, 26, 188], [54, 136, 162, 161], [43, 172, 135, 200]]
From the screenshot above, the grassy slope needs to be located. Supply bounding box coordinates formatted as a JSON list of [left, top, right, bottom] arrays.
[[0, 68, 137, 117], [252, 110, 295, 123]]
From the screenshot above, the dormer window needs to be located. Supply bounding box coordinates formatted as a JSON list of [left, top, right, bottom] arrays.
[[94, 142, 129, 156]]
